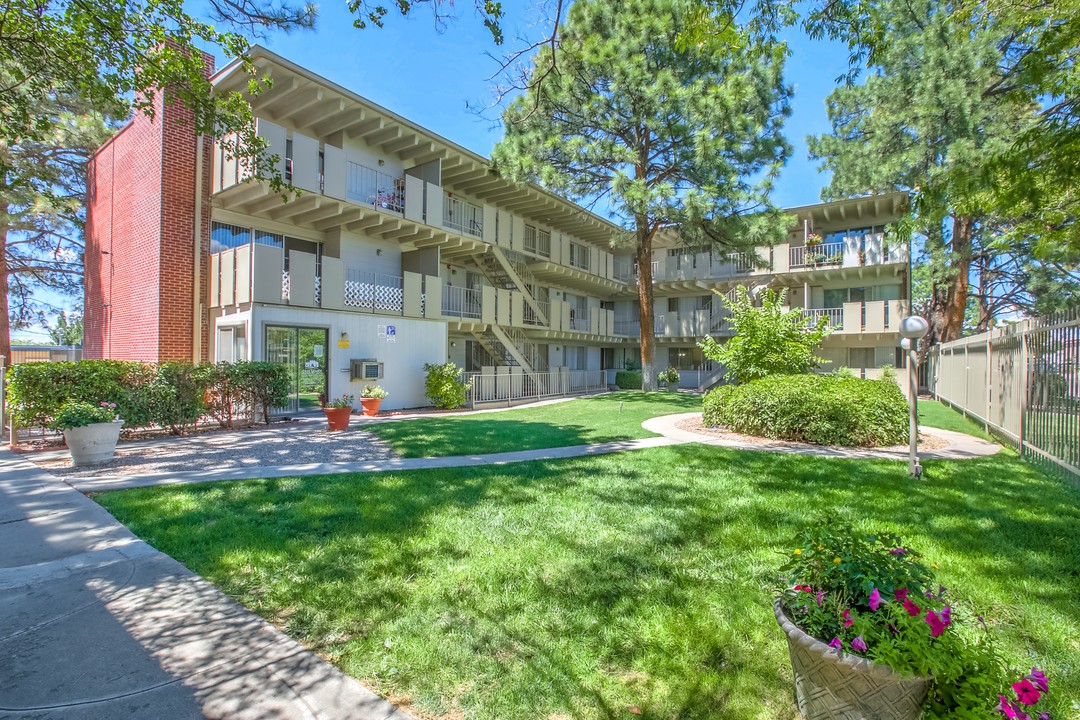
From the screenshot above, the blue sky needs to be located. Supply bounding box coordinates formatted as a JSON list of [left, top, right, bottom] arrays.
[[18, 4, 853, 342]]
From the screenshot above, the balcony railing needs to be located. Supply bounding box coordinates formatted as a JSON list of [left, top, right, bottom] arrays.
[[442, 285, 482, 319], [790, 242, 843, 268], [344, 269, 404, 314], [443, 192, 483, 238], [347, 162, 404, 214], [523, 299, 550, 327], [614, 319, 639, 336], [802, 307, 844, 330], [569, 309, 591, 332], [462, 369, 607, 408]]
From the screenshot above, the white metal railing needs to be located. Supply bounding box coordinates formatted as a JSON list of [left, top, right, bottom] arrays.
[[802, 307, 844, 330], [462, 369, 607, 407], [568, 243, 590, 271], [537, 229, 551, 258], [347, 162, 404, 214], [614, 319, 639, 336], [569, 309, 591, 332], [344, 269, 404, 314], [790, 242, 844, 268], [442, 285, 482, 319], [523, 299, 550, 326], [443, 192, 484, 238]]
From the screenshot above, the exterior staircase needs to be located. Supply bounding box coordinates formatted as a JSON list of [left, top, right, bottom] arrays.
[[470, 326, 535, 372], [474, 247, 550, 326]]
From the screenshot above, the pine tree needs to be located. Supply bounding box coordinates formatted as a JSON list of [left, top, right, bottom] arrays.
[[807, 0, 1037, 348], [493, 0, 791, 390], [0, 87, 113, 363]]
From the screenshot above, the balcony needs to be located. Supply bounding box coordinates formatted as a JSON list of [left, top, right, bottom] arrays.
[[347, 162, 404, 214], [442, 285, 482, 319], [802, 307, 844, 330], [790, 242, 843, 269], [344, 269, 405, 314], [523, 299, 550, 327], [568, 309, 592, 333], [443, 192, 484, 238]]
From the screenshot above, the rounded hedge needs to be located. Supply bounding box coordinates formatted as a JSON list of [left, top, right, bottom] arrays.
[[703, 373, 908, 447], [615, 370, 642, 389]]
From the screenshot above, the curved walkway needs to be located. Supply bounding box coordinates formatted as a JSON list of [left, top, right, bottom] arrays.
[[642, 412, 1002, 461]]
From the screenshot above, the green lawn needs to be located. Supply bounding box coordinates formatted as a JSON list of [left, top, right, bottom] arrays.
[[366, 391, 701, 457], [97, 446, 1080, 720], [918, 399, 996, 441]]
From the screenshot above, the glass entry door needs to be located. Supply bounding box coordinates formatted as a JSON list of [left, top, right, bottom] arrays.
[[265, 325, 329, 414]]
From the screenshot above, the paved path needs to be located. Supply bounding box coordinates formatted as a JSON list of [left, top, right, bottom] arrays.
[[0, 449, 415, 720], [65, 436, 683, 493], [641, 413, 1002, 460]]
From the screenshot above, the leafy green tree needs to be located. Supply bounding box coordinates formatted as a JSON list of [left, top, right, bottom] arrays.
[[493, 0, 791, 390], [1, 89, 113, 362], [46, 311, 84, 347], [698, 287, 831, 384], [806, 0, 1037, 349]]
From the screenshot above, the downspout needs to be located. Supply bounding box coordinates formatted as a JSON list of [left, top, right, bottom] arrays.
[[193, 135, 204, 363]]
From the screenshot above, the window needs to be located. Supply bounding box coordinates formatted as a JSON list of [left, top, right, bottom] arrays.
[[848, 348, 876, 369], [210, 222, 250, 253], [285, 138, 293, 183], [824, 287, 867, 308], [569, 242, 590, 270], [254, 230, 283, 248]]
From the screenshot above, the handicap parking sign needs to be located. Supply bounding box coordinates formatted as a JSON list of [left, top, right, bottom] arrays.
[[386, 325, 396, 342]]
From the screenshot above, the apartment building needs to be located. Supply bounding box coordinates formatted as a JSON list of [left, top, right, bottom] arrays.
[[83, 46, 911, 411]]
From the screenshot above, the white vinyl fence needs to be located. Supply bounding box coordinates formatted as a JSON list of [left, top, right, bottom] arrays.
[[926, 312, 1080, 482]]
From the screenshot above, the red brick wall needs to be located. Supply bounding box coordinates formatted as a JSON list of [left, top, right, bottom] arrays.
[[83, 51, 215, 362]]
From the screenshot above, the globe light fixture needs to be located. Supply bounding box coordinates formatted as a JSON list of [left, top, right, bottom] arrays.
[[898, 316, 930, 477]]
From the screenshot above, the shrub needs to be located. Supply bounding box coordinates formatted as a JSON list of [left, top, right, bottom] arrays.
[[204, 362, 248, 428], [615, 370, 642, 389], [50, 401, 119, 430], [424, 362, 471, 409], [6, 360, 152, 428], [236, 362, 291, 425], [658, 367, 681, 386], [698, 287, 831, 384], [702, 373, 908, 447], [831, 366, 856, 379], [880, 364, 898, 384]]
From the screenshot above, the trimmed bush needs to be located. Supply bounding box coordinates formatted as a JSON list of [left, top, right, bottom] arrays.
[[7, 359, 290, 431], [702, 373, 908, 447], [424, 362, 471, 409], [615, 370, 642, 389]]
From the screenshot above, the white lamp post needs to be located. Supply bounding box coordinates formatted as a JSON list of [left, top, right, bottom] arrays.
[[899, 316, 930, 477]]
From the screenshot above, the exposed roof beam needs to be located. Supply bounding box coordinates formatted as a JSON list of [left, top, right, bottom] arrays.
[[268, 194, 319, 221], [294, 203, 343, 226], [314, 207, 365, 231], [249, 77, 300, 112], [365, 126, 403, 146], [291, 97, 344, 130], [242, 192, 290, 215], [345, 117, 385, 139], [272, 88, 325, 122], [312, 108, 365, 137], [382, 133, 419, 154], [399, 142, 437, 161]]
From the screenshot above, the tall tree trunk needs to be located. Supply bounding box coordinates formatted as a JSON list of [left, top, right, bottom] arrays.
[[635, 214, 656, 391], [0, 220, 9, 368], [921, 214, 973, 362]]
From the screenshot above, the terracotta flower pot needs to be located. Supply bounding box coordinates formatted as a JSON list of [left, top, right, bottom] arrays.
[[774, 599, 929, 720], [63, 420, 124, 466], [359, 397, 382, 416], [323, 406, 352, 431]]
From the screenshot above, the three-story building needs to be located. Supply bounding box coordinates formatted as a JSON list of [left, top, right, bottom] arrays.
[[83, 47, 911, 410]]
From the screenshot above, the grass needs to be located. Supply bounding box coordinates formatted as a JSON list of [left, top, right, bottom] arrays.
[[97, 445, 1080, 720], [365, 391, 701, 457], [918, 399, 996, 441]]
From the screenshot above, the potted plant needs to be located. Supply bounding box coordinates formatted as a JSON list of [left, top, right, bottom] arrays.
[[805, 232, 823, 247], [775, 525, 1054, 719], [359, 384, 388, 416], [51, 401, 123, 466], [658, 366, 681, 391], [322, 393, 354, 431]]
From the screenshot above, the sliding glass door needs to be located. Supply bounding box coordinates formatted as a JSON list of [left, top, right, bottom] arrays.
[[265, 325, 329, 414]]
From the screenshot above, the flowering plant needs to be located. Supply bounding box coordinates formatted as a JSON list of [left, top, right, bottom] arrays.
[[323, 394, 355, 409], [805, 232, 824, 246], [359, 384, 388, 399], [50, 401, 120, 430], [777, 525, 1059, 719]]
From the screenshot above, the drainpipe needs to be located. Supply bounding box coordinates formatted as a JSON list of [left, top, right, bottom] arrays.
[[193, 135, 204, 363]]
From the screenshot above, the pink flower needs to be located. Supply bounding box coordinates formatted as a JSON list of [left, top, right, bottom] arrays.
[[998, 696, 1029, 720], [868, 588, 883, 610], [828, 637, 843, 651], [902, 598, 921, 617], [1013, 679, 1041, 706], [815, 590, 824, 606], [1026, 667, 1048, 694], [940, 606, 951, 626], [851, 635, 868, 653], [925, 609, 947, 637], [889, 547, 908, 555], [842, 609, 854, 627], [895, 588, 909, 601]]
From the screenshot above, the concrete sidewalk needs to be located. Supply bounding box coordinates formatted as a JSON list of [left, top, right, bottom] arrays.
[[0, 450, 414, 720]]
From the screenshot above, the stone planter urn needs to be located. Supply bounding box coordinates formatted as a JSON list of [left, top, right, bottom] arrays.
[[64, 420, 124, 466], [323, 406, 352, 431], [774, 599, 929, 720], [359, 398, 382, 417]]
